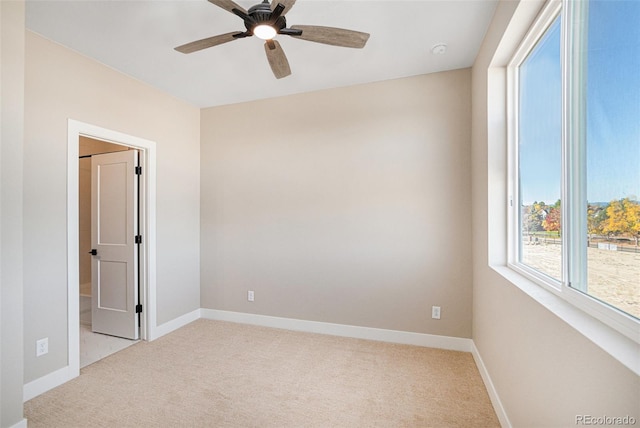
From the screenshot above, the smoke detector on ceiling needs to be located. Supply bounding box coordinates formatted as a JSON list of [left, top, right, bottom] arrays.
[[431, 44, 447, 55]]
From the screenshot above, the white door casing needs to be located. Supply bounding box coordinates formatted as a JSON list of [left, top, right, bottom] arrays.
[[27, 119, 158, 402], [91, 150, 139, 340]]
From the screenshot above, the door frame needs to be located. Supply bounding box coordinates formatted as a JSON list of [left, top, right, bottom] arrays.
[[67, 119, 157, 377]]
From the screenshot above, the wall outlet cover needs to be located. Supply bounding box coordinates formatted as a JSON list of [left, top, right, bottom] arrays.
[[431, 306, 441, 320], [36, 338, 49, 357]]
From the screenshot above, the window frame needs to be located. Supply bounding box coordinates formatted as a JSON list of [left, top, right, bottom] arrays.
[[507, 0, 640, 343]]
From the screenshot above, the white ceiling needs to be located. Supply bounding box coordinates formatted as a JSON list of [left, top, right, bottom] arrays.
[[26, 0, 498, 108]]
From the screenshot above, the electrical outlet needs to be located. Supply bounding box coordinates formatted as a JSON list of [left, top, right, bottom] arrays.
[[36, 338, 48, 357], [431, 306, 441, 320], [248, 290, 255, 302]]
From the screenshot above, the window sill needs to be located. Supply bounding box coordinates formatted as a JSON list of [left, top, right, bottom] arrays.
[[490, 264, 640, 376]]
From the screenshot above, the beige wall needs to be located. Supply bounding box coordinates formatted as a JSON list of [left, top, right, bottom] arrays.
[[1, 2, 26, 426], [201, 70, 473, 338], [471, 1, 640, 426], [23, 31, 201, 383], [12, 2, 637, 425], [79, 157, 91, 291]]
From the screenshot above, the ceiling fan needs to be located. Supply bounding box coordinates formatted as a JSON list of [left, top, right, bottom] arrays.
[[175, 0, 370, 79]]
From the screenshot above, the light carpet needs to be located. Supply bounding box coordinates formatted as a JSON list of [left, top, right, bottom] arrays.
[[25, 319, 499, 427]]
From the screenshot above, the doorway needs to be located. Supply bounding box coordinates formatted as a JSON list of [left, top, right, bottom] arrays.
[[67, 120, 157, 379], [79, 137, 138, 366]]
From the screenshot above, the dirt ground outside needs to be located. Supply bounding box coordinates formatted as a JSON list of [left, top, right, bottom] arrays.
[[522, 242, 640, 319]]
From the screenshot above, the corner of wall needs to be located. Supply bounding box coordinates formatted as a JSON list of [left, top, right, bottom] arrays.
[[1, 1, 26, 426]]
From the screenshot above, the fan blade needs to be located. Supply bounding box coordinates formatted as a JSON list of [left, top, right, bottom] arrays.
[[270, 3, 286, 21], [290, 25, 369, 48], [279, 27, 303, 36], [264, 40, 291, 79], [175, 32, 243, 54], [271, 0, 296, 15], [208, 0, 247, 16], [231, 8, 257, 25]]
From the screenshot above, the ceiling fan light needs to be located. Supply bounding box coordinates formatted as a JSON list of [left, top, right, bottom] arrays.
[[253, 24, 277, 40]]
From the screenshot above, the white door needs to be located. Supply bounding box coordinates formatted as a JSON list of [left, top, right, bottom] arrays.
[[90, 150, 140, 339]]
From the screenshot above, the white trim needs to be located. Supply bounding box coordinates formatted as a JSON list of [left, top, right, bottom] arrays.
[[66, 127, 81, 380], [471, 342, 512, 428], [504, 0, 640, 345], [201, 309, 473, 352], [8, 419, 28, 428], [23, 308, 198, 402], [492, 265, 640, 375], [508, 0, 561, 69], [66, 119, 157, 384], [23, 365, 72, 402], [25, 307, 512, 425], [507, 1, 562, 279], [150, 309, 201, 340], [144, 142, 158, 340]]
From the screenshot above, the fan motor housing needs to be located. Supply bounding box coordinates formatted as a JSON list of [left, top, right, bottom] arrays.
[[245, 2, 287, 33]]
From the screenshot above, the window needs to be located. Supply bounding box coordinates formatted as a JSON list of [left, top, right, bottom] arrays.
[[517, 15, 562, 283], [509, 0, 639, 339], [582, 0, 640, 322]]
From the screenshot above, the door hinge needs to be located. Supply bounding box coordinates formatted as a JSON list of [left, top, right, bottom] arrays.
[[135, 235, 142, 244], [136, 304, 143, 313], [135, 166, 142, 175]]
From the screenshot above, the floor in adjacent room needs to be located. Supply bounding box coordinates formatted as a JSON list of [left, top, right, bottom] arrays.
[[80, 323, 138, 368]]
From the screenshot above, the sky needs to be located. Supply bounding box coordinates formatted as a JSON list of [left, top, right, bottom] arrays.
[[519, 0, 640, 206]]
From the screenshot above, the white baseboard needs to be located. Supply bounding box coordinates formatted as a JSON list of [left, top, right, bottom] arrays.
[[149, 308, 201, 341], [23, 307, 508, 428], [202, 310, 510, 425], [9, 419, 27, 428], [471, 342, 511, 428], [24, 309, 200, 402], [23, 365, 74, 402], [201, 309, 473, 352]]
